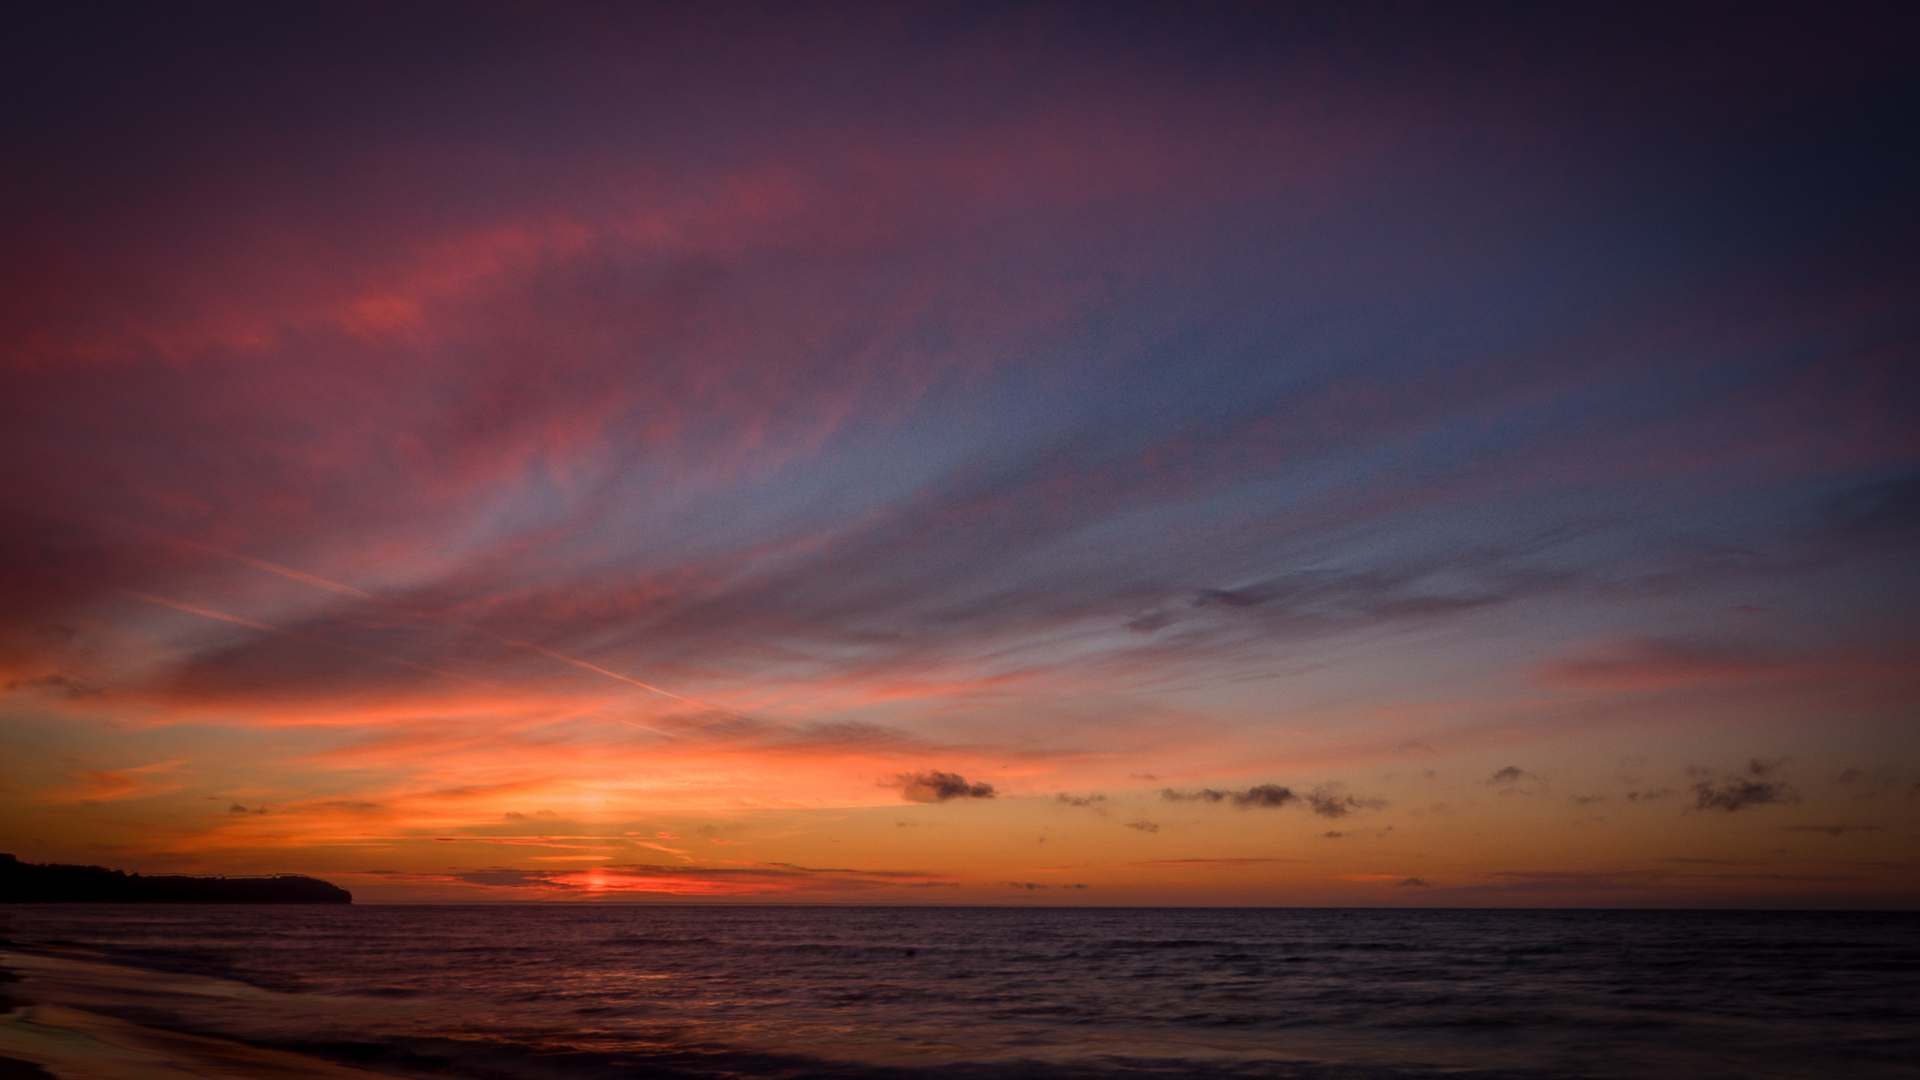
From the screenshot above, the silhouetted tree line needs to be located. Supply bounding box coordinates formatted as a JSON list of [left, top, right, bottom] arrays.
[[0, 853, 350, 903]]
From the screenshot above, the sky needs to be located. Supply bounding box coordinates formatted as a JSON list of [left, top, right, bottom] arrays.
[[2, 4, 1916, 906]]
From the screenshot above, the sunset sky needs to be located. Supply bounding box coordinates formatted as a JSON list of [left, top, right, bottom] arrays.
[[3, 5, 1916, 905]]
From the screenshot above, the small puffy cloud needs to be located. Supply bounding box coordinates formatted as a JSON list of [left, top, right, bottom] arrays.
[[1123, 819, 1160, 833], [1055, 793, 1105, 808], [1237, 783, 1298, 808], [894, 770, 995, 802], [1486, 765, 1545, 797], [1306, 784, 1386, 818]]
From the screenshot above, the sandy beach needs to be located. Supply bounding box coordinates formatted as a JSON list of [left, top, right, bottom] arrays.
[[0, 951, 392, 1080]]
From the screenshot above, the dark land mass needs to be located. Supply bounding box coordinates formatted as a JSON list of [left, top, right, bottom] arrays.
[[0, 854, 350, 903]]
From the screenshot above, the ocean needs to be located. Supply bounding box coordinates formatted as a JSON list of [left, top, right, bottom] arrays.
[[2, 906, 1916, 1078]]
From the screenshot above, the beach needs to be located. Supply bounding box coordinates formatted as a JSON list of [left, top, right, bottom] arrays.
[[1, 950, 392, 1079]]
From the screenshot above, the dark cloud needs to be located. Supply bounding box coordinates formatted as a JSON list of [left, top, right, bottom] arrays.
[[1123, 819, 1160, 833], [1305, 785, 1386, 818], [894, 771, 995, 803], [1006, 881, 1089, 891], [1625, 788, 1675, 802], [1125, 611, 1175, 634], [1819, 471, 1920, 540], [456, 868, 556, 888], [1323, 830, 1344, 839], [1485, 766, 1546, 796], [1398, 877, 1430, 888], [1055, 793, 1105, 808], [1783, 824, 1882, 838], [226, 802, 267, 815], [1160, 783, 1297, 808], [1158, 782, 1381, 815], [1747, 757, 1786, 777], [1161, 787, 1228, 803], [310, 800, 385, 814], [1570, 794, 1606, 806], [1132, 857, 1304, 866], [1237, 783, 1298, 809], [1469, 866, 1870, 894], [451, 862, 949, 893], [4, 673, 101, 698], [1692, 777, 1797, 812], [1184, 564, 1530, 634], [1825, 768, 1908, 800]]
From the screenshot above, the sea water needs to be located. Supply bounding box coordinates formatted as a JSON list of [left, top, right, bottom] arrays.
[[3, 905, 1916, 1078]]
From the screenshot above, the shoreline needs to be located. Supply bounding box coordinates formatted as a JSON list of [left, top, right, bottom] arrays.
[[0, 951, 395, 1079]]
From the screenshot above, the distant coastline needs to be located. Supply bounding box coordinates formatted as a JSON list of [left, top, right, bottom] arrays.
[[0, 854, 350, 904]]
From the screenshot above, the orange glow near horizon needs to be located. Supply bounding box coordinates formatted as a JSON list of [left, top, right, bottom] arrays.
[[3, 6, 1916, 909]]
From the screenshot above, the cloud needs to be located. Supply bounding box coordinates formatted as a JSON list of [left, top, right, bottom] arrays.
[[894, 771, 996, 803], [1132, 857, 1304, 867], [1625, 788, 1675, 802], [1539, 638, 1789, 690], [1487, 766, 1532, 785], [1569, 794, 1606, 806], [1305, 784, 1386, 818], [227, 802, 268, 815], [440, 861, 955, 896], [1236, 783, 1299, 809], [1783, 825, 1881, 838], [45, 760, 185, 803], [1123, 819, 1160, 833], [1160, 783, 1297, 808], [1158, 782, 1382, 816], [1692, 777, 1797, 812], [1820, 471, 1920, 540], [1055, 793, 1105, 808], [1323, 830, 1345, 839], [4, 673, 101, 699], [1125, 611, 1176, 634], [1398, 877, 1430, 888], [1161, 787, 1229, 803]]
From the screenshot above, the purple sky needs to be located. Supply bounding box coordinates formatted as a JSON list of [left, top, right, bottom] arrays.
[[2, 5, 1916, 903]]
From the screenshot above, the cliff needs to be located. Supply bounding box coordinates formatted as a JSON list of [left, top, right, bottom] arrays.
[[0, 854, 351, 903]]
